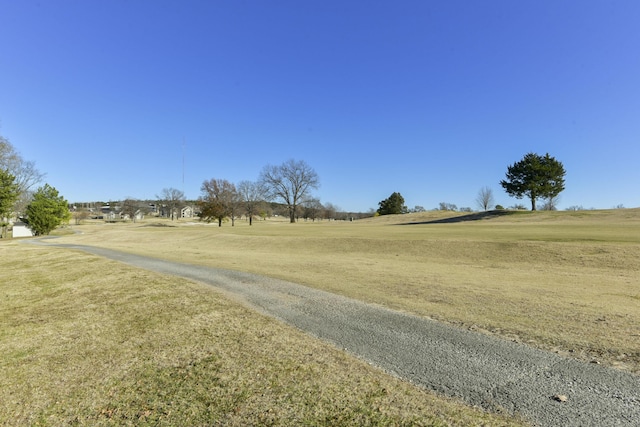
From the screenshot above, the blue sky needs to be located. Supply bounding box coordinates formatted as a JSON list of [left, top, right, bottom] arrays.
[[1, 1, 639, 212]]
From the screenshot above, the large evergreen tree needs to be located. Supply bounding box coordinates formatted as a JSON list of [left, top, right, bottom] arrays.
[[500, 152, 566, 211], [377, 192, 407, 215], [25, 184, 71, 235]]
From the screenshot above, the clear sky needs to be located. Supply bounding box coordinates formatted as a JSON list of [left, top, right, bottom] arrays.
[[1, 1, 639, 212]]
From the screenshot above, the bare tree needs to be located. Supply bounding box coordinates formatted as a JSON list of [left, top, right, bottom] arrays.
[[259, 159, 319, 223], [198, 179, 237, 227], [121, 198, 145, 222], [157, 187, 185, 220], [0, 135, 45, 214], [542, 195, 560, 211], [323, 202, 339, 220], [438, 202, 457, 211], [301, 197, 323, 222], [237, 180, 266, 225], [476, 186, 495, 211], [0, 169, 19, 237], [72, 207, 91, 225]]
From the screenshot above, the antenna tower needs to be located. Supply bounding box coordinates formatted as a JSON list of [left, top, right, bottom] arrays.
[[182, 138, 185, 196]]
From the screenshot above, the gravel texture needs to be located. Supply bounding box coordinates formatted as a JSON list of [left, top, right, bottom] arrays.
[[39, 242, 640, 426]]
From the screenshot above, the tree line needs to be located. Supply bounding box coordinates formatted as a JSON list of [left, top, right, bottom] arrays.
[[195, 158, 321, 226], [0, 136, 578, 235], [1, 135, 70, 236], [115, 159, 324, 226], [377, 152, 567, 215]]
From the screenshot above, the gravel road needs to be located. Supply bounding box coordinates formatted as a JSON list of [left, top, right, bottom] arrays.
[[39, 242, 640, 426]]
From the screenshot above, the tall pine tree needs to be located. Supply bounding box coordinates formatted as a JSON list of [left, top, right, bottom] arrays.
[[377, 192, 407, 215], [500, 152, 566, 210]]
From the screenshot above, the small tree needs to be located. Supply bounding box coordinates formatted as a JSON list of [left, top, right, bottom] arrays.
[[198, 178, 237, 227], [322, 202, 339, 220], [157, 187, 185, 220], [541, 195, 560, 211], [259, 159, 320, 223], [301, 197, 323, 222], [237, 180, 266, 226], [72, 208, 90, 225], [121, 198, 144, 222], [25, 184, 71, 236], [566, 205, 584, 211], [1, 136, 45, 215], [500, 152, 566, 211], [438, 202, 458, 211], [377, 192, 407, 215], [0, 169, 19, 238], [476, 186, 495, 211]]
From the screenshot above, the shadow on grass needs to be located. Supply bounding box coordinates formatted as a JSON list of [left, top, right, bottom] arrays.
[[398, 210, 520, 225]]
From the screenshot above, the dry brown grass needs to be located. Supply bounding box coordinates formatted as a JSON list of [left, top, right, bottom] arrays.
[[62, 208, 640, 374], [0, 242, 524, 426]]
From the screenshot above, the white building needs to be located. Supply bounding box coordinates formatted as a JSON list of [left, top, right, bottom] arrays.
[[11, 221, 33, 238]]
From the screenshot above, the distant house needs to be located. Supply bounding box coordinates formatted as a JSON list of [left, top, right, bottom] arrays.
[[11, 221, 33, 238], [181, 206, 194, 218]]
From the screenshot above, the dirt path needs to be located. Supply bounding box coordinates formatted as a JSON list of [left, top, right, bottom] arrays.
[[37, 241, 640, 426]]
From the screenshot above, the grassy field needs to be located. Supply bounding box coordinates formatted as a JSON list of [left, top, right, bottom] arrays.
[[62, 208, 640, 374], [1, 241, 524, 426], [2, 208, 638, 425]]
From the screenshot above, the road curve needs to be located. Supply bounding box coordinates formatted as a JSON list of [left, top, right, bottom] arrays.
[[34, 241, 640, 426]]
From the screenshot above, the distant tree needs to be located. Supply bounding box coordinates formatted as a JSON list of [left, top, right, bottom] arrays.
[[72, 208, 90, 225], [541, 195, 560, 211], [259, 159, 320, 223], [500, 152, 566, 211], [412, 205, 426, 213], [237, 180, 266, 226], [121, 198, 144, 222], [476, 186, 495, 211], [24, 184, 70, 236], [0, 169, 19, 238], [459, 207, 473, 212], [157, 187, 185, 220], [438, 202, 458, 211], [322, 202, 339, 220], [198, 178, 237, 227], [0, 135, 45, 215], [301, 197, 323, 221], [565, 205, 584, 211], [377, 192, 407, 215], [228, 186, 241, 226]]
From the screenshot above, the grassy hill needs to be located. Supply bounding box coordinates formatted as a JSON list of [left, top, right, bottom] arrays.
[[2, 208, 638, 425]]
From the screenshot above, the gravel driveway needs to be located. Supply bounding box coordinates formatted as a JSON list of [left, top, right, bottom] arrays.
[[40, 242, 640, 426]]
